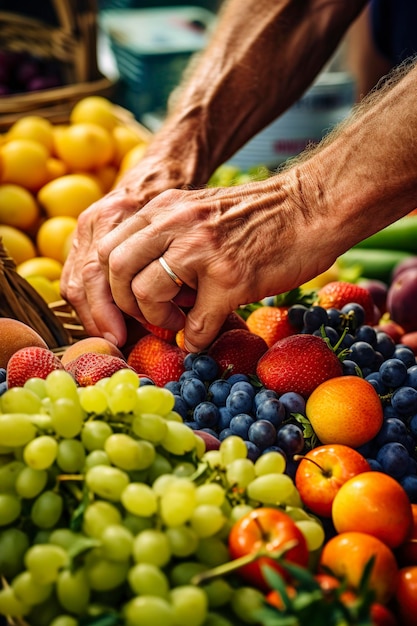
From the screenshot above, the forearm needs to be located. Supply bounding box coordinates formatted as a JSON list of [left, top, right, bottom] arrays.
[[292, 60, 417, 267], [119, 0, 367, 190]]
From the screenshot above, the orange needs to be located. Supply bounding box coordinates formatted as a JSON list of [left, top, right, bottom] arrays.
[[306, 376, 383, 447], [394, 566, 417, 626], [36, 216, 78, 263], [0, 184, 40, 232], [7, 116, 54, 153], [0, 224, 36, 265], [53, 122, 115, 171], [319, 531, 399, 604], [332, 471, 413, 549], [37, 173, 102, 219], [69, 96, 118, 131], [1, 139, 49, 191], [246, 306, 296, 347], [17, 256, 63, 281]]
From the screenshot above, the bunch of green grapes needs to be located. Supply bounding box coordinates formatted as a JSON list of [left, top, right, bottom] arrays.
[[0, 369, 324, 626]]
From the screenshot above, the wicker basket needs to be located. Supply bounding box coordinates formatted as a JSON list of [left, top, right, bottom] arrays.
[[0, 0, 116, 130]]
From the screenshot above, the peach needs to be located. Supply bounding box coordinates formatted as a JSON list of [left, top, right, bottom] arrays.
[[0, 317, 48, 368], [60, 336, 124, 366]]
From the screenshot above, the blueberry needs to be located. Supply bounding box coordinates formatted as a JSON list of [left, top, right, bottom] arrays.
[[343, 359, 361, 376], [219, 428, 233, 441], [184, 352, 198, 370], [245, 441, 261, 462], [341, 302, 365, 328], [227, 373, 250, 385], [229, 413, 255, 439], [208, 379, 231, 406], [339, 333, 355, 350], [248, 419, 277, 450], [348, 341, 376, 368], [393, 346, 416, 368], [400, 474, 417, 503], [405, 365, 417, 390], [0, 380, 7, 396], [0, 368, 7, 383], [409, 413, 417, 437], [366, 458, 383, 471], [230, 380, 256, 398], [184, 420, 199, 430], [253, 388, 279, 409], [326, 308, 342, 329], [375, 332, 396, 359], [165, 380, 182, 395], [173, 394, 189, 420], [218, 406, 233, 430], [181, 377, 207, 408], [179, 369, 200, 383], [138, 377, 155, 386], [391, 386, 417, 416], [313, 326, 340, 347], [287, 304, 308, 329], [378, 358, 408, 388], [376, 441, 410, 479], [354, 325, 377, 346], [303, 306, 329, 332], [276, 423, 305, 456], [192, 355, 219, 382], [375, 417, 409, 447], [255, 397, 286, 427], [226, 390, 253, 416], [278, 392, 306, 416], [193, 401, 220, 429]]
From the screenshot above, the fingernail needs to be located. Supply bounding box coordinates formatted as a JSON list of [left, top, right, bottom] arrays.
[[104, 332, 119, 347]]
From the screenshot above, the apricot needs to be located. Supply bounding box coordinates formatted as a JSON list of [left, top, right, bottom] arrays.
[[60, 336, 124, 366], [0, 318, 48, 368]]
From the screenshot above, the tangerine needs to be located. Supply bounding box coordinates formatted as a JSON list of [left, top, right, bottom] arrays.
[[306, 376, 383, 447], [332, 471, 413, 548]]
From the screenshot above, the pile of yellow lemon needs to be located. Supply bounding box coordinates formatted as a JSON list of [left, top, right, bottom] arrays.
[[0, 96, 149, 303]]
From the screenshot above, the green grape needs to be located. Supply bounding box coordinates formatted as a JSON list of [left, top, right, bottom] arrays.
[[84, 550, 129, 591], [220, 435, 248, 465], [131, 412, 167, 443], [229, 504, 254, 524], [202, 450, 222, 468], [33, 530, 51, 544], [78, 385, 109, 414], [202, 578, 233, 609], [169, 585, 208, 626], [226, 458, 256, 489], [135, 440, 155, 469], [107, 367, 140, 392], [169, 561, 206, 587], [26, 594, 62, 626], [190, 505, 226, 538], [195, 536, 230, 568], [15, 466, 48, 499], [0, 586, 30, 618], [0, 459, 24, 493], [160, 420, 197, 455], [30, 490, 63, 529], [0, 413, 37, 447], [81, 419, 112, 451], [108, 381, 138, 414], [254, 450, 286, 475], [49, 616, 79, 626], [147, 453, 173, 483], [172, 461, 196, 478], [285, 487, 303, 508], [104, 433, 154, 471], [56, 438, 86, 473], [1, 387, 42, 414], [24, 377, 47, 399], [45, 369, 79, 402], [160, 479, 197, 527], [25, 544, 68, 584], [84, 449, 110, 470], [121, 482, 158, 517], [152, 473, 178, 496], [123, 513, 153, 535], [166, 525, 199, 557], [295, 519, 326, 552], [12, 570, 53, 605], [230, 586, 265, 624], [23, 435, 58, 470], [28, 413, 53, 431], [124, 595, 174, 626], [100, 524, 134, 561], [127, 562, 170, 598], [85, 464, 130, 501], [0, 527, 29, 579], [56, 567, 90, 614], [0, 493, 21, 526], [203, 611, 234, 626], [82, 500, 122, 538], [132, 529, 171, 567], [246, 473, 295, 505], [50, 397, 85, 438], [195, 483, 225, 507], [163, 410, 183, 422], [135, 384, 174, 415], [48, 528, 80, 550]]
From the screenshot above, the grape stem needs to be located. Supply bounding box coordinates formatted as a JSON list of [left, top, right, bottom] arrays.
[[191, 539, 299, 585]]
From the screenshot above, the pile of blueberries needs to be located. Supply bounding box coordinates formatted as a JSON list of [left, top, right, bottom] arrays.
[[165, 302, 417, 503]]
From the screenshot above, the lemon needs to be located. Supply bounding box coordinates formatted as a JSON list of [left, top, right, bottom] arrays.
[[17, 257, 63, 281], [1, 139, 49, 191], [7, 116, 54, 153], [0, 224, 37, 265], [26, 275, 61, 304], [36, 216, 78, 263], [0, 184, 40, 232], [37, 174, 102, 218], [70, 96, 118, 131], [54, 123, 115, 171]]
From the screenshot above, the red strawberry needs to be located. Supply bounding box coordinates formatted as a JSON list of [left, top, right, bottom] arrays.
[[256, 334, 343, 398], [175, 312, 248, 351], [246, 306, 297, 347], [207, 328, 268, 378], [64, 352, 132, 386], [7, 346, 65, 388], [127, 334, 186, 387], [316, 281, 375, 323]]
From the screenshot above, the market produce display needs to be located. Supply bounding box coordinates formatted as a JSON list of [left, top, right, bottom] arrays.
[[1, 97, 417, 626]]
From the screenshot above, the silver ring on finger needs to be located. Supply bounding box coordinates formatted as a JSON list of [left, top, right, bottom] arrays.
[[158, 256, 184, 288]]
